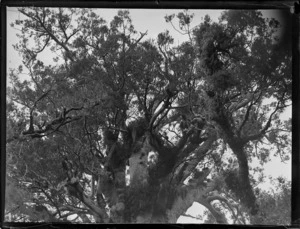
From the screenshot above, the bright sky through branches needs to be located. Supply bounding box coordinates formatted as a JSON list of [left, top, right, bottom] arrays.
[[7, 8, 223, 70], [6, 7, 291, 178]]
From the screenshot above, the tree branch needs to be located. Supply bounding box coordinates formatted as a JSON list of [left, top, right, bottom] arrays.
[[236, 102, 254, 137], [206, 194, 243, 224], [124, 31, 148, 55], [149, 97, 170, 131], [196, 197, 228, 224], [65, 179, 110, 223], [173, 132, 217, 185], [241, 101, 280, 144], [228, 92, 260, 112]]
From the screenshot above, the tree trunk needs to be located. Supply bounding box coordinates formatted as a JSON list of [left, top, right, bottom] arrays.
[[213, 111, 258, 215], [229, 142, 258, 214]]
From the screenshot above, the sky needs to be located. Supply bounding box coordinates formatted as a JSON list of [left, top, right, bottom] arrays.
[[6, 8, 287, 79], [6, 8, 223, 69], [6, 7, 291, 223]]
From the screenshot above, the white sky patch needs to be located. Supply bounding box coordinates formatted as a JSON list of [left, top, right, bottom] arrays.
[[67, 214, 79, 221], [253, 154, 291, 193], [177, 202, 207, 223], [177, 215, 203, 224], [126, 165, 130, 186]]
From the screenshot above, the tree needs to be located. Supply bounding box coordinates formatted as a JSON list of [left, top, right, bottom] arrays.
[[6, 8, 291, 224], [250, 177, 291, 225]]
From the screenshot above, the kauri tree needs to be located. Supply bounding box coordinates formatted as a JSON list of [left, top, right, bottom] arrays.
[[6, 8, 291, 224]]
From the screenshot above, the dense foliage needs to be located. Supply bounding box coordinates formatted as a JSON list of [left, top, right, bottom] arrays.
[[6, 8, 291, 224]]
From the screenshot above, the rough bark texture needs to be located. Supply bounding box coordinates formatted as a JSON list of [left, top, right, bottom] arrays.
[[213, 110, 258, 215]]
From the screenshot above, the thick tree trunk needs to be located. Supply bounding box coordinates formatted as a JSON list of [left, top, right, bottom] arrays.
[[213, 111, 258, 215], [228, 142, 258, 214]]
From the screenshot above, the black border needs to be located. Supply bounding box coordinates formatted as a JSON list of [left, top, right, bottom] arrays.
[[0, 1, 7, 227], [291, 4, 300, 228], [0, 1, 299, 228], [0, 1, 299, 9]]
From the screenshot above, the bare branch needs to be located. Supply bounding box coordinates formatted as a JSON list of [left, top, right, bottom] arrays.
[[149, 98, 170, 131], [236, 102, 254, 137], [58, 9, 69, 41], [242, 102, 280, 144], [124, 31, 148, 55], [228, 92, 260, 112], [20, 8, 75, 62], [64, 179, 110, 223], [196, 197, 228, 224], [177, 133, 217, 183], [169, 104, 189, 109]]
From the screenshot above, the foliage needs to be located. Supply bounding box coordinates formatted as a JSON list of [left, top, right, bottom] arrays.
[[250, 177, 291, 225], [6, 8, 291, 224]]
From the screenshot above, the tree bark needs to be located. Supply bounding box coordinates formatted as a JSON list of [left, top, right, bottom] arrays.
[[213, 110, 258, 215], [229, 143, 258, 214]]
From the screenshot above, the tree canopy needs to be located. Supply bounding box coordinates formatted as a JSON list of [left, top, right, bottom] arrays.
[[6, 8, 291, 224]]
